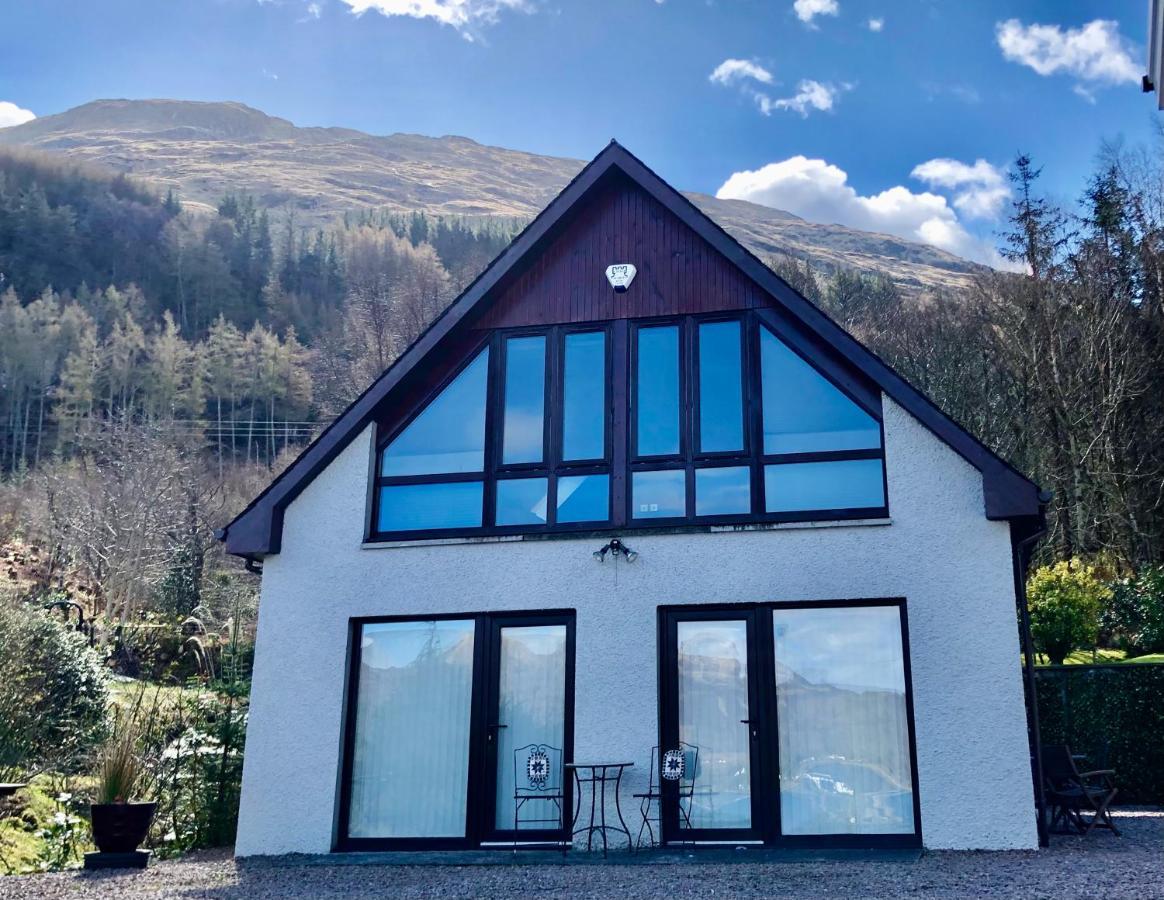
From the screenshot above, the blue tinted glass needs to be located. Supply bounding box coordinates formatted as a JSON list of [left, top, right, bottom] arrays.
[[502, 336, 545, 464], [382, 350, 489, 476], [563, 331, 606, 460], [695, 466, 751, 516], [556, 474, 609, 523], [633, 470, 686, 519], [760, 328, 881, 454], [764, 459, 885, 513], [496, 478, 549, 526], [698, 321, 744, 452], [636, 326, 680, 456], [377, 482, 483, 532]]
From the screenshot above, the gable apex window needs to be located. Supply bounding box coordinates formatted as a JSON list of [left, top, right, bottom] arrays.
[[381, 350, 489, 477], [370, 313, 887, 541]]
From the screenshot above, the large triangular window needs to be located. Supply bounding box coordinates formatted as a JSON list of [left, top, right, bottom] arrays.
[[381, 350, 490, 477], [371, 313, 886, 540], [760, 327, 881, 455], [758, 325, 885, 514]]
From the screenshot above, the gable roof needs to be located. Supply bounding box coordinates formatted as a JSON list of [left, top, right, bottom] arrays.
[[218, 141, 1044, 558]]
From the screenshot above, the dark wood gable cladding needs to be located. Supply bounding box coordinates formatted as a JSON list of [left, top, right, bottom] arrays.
[[475, 173, 767, 330], [219, 142, 1043, 559], [373, 169, 881, 442]]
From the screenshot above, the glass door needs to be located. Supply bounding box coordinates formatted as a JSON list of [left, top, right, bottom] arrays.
[[481, 614, 574, 844], [659, 608, 765, 844], [344, 618, 478, 844], [771, 603, 918, 842], [658, 601, 921, 849]]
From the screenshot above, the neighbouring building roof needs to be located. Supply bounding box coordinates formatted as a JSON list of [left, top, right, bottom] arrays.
[[218, 141, 1044, 558]]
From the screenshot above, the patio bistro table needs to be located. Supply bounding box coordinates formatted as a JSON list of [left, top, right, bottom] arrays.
[[565, 762, 634, 857]]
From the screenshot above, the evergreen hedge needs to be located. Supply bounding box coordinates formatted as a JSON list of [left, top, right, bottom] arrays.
[[1036, 664, 1164, 803]]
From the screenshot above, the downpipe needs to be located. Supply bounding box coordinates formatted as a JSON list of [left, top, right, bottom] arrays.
[[1014, 503, 1051, 848]]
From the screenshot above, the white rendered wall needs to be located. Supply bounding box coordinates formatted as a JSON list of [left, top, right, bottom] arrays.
[[235, 397, 1037, 854]]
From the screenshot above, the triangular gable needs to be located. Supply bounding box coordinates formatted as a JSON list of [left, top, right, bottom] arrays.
[[219, 141, 1043, 558]]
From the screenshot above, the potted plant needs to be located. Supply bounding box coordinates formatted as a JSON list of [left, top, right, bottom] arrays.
[[85, 715, 155, 869]]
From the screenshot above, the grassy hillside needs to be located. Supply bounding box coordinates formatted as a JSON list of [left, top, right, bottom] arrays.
[[0, 99, 984, 292]]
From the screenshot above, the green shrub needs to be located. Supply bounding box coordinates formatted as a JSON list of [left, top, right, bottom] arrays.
[[1103, 566, 1164, 656], [0, 600, 110, 780], [134, 682, 248, 855], [1027, 559, 1109, 665]]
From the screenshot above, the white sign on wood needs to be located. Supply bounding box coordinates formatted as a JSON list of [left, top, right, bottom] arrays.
[[605, 264, 637, 292]]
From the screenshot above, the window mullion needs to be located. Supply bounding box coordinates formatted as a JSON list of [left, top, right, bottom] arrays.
[[746, 312, 766, 516], [611, 320, 628, 528], [482, 332, 503, 528]]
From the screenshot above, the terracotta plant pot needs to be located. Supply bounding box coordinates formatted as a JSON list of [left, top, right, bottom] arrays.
[[89, 802, 157, 854]]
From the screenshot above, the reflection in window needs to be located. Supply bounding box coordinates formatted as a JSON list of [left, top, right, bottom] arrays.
[[773, 605, 914, 836], [698, 321, 744, 453], [695, 466, 751, 516], [556, 474, 609, 523], [502, 336, 545, 465], [633, 469, 686, 519], [563, 331, 606, 461], [765, 459, 885, 513], [677, 620, 752, 830], [372, 314, 889, 538], [381, 350, 489, 477], [760, 328, 880, 454], [348, 619, 475, 838], [496, 478, 549, 526], [494, 624, 567, 829], [377, 482, 484, 532], [636, 325, 680, 456]]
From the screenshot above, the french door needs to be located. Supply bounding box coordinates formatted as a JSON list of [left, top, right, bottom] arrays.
[[480, 614, 575, 845], [338, 610, 574, 851], [659, 601, 922, 848]]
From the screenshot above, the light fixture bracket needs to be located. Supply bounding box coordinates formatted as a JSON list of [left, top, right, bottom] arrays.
[[592, 538, 638, 563]]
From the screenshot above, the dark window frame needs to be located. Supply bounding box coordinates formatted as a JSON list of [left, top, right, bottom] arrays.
[[368, 311, 888, 543], [656, 598, 922, 850], [335, 608, 577, 852]]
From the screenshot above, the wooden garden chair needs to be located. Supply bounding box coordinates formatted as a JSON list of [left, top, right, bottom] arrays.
[[1041, 744, 1120, 836]]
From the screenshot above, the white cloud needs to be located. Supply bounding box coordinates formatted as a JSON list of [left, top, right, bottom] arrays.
[[709, 60, 842, 118], [867, 17, 883, 32], [793, 0, 838, 27], [339, 0, 529, 31], [709, 59, 774, 87], [0, 101, 35, 128], [716, 155, 1008, 265], [910, 158, 1009, 220], [995, 18, 1140, 90], [761, 79, 844, 116], [306, 2, 322, 17]]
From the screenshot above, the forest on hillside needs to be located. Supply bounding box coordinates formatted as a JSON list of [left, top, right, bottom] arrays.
[[1, 137, 1163, 651]]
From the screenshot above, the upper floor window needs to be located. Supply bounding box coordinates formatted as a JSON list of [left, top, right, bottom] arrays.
[[370, 313, 886, 540]]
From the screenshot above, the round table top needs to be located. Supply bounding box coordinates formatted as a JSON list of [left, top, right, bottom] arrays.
[[565, 762, 634, 769]]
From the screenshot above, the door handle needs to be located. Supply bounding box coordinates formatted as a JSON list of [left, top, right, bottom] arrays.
[[740, 719, 759, 739], [486, 723, 507, 743]]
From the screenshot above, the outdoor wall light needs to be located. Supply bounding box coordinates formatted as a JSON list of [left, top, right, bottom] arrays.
[[592, 538, 638, 563]]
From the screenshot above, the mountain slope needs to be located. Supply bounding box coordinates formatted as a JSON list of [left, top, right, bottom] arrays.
[[0, 99, 983, 292]]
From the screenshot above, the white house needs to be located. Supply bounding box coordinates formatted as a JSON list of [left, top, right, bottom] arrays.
[[219, 143, 1048, 856]]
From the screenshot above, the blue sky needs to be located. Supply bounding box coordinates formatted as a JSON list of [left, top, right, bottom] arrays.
[[2, 0, 1159, 263]]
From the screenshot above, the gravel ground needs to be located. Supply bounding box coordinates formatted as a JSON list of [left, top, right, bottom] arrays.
[[2, 809, 1161, 900]]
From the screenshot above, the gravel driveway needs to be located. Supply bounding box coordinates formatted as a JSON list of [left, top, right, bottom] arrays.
[[2, 809, 1161, 900]]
